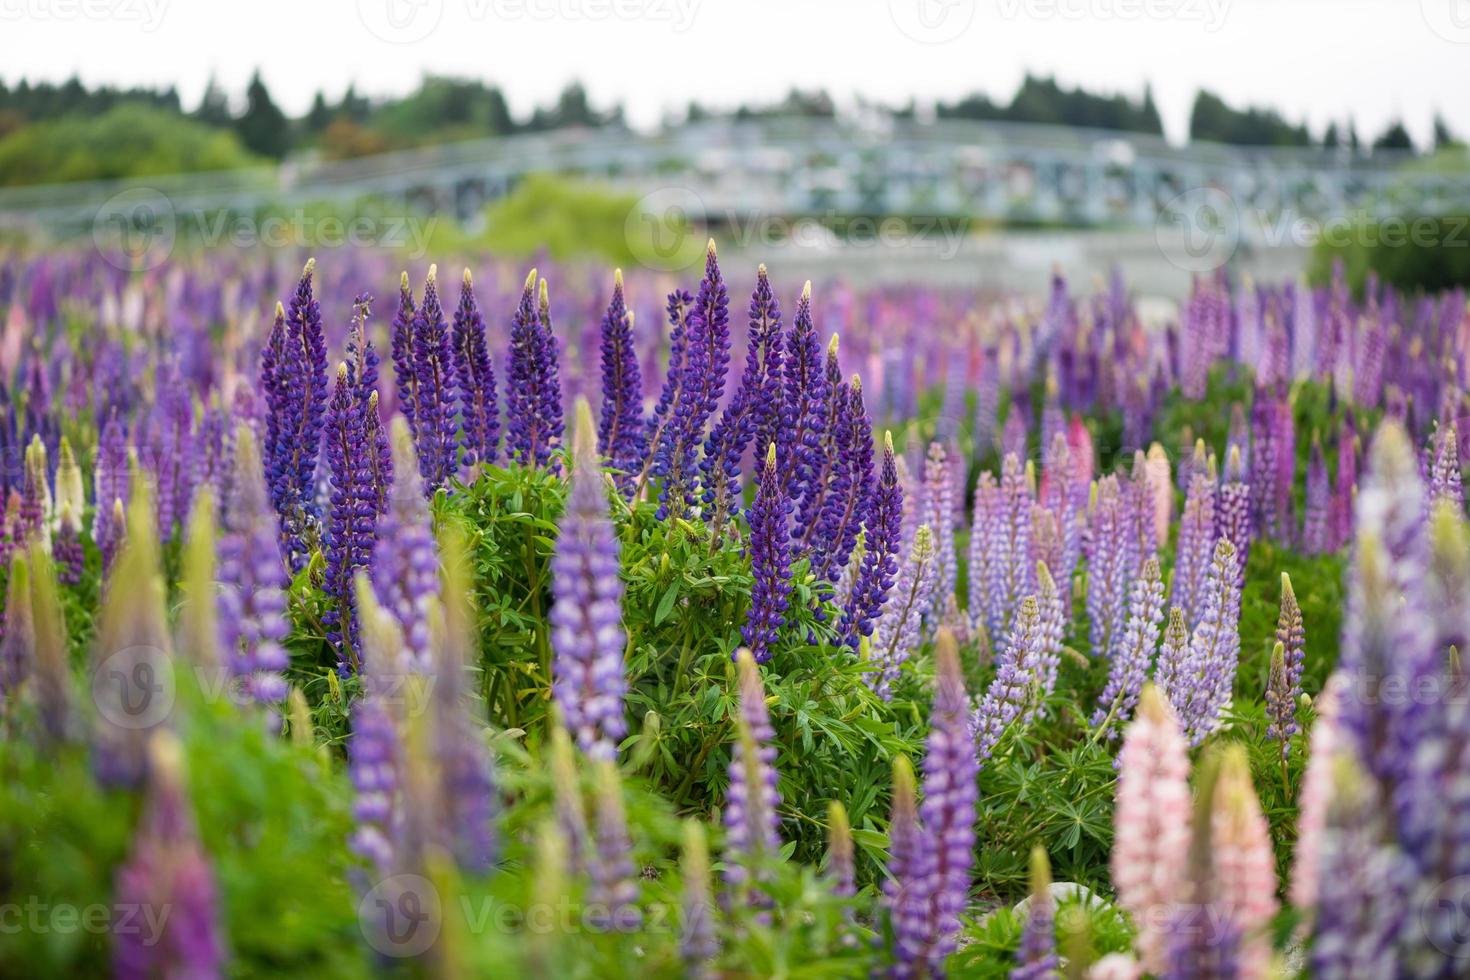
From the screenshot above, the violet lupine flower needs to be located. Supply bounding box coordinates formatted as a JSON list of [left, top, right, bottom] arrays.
[[1041, 432, 1081, 615], [409, 265, 459, 491], [723, 648, 782, 906], [344, 295, 391, 510], [987, 453, 1036, 642], [93, 412, 130, 571], [1031, 562, 1065, 708], [1111, 685, 1191, 976], [1429, 420, 1464, 511], [1085, 475, 1134, 662], [1011, 847, 1059, 980], [653, 243, 728, 518], [972, 595, 1043, 761], [390, 272, 417, 435], [140, 361, 194, 542], [680, 821, 720, 972], [907, 629, 977, 976], [1272, 573, 1305, 736], [645, 288, 693, 465], [588, 760, 640, 930], [884, 755, 926, 977], [1215, 445, 1250, 587], [839, 431, 902, 649], [452, 269, 500, 471], [780, 280, 829, 504], [1092, 556, 1164, 734], [348, 578, 408, 876], [113, 733, 223, 980], [1172, 447, 1217, 629], [968, 470, 999, 639], [1161, 538, 1241, 746], [371, 417, 440, 671], [1001, 411, 1028, 461], [741, 444, 794, 664], [53, 437, 83, 585], [812, 377, 874, 584], [919, 442, 958, 631], [596, 269, 647, 490], [700, 264, 785, 534], [1264, 642, 1294, 762], [217, 427, 289, 712], [1330, 414, 1359, 550], [793, 335, 846, 547], [869, 524, 936, 700], [323, 363, 378, 669], [1302, 435, 1331, 554], [1249, 385, 1283, 540], [17, 437, 47, 548], [550, 399, 628, 759]]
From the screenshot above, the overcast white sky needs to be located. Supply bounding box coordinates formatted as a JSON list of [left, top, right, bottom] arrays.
[[2, 0, 1468, 146]]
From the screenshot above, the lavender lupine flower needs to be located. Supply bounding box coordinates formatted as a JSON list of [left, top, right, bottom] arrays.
[[1273, 573, 1305, 734], [390, 272, 417, 434], [17, 436, 47, 548], [1085, 476, 1134, 662], [409, 265, 459, 491], [323, 363, 378, 669], [1265, 642, 1294, 762], [1302, 435, 1331, 554], [140, 360, 194, 541], [217, 428, 289, 712], [700, 264, 785, 534], [588, 760, 640, 930], [987, 453, 1036, 642], [596, 269, 647, 490], [839, 431, 902, 648], [680, 821, 720, 972], [1011, 847, 1059, 980], [93, 413, 129, 571], [794, 334, 846, 548], [1041, 432, 1081, 615], [723, 648, 782, 906], [452, 269, 500, 470], [550, 399, 628, 758], [869, 524, 936, 700], [113, 733, 223, 980], [972, 595, 1043, 761], [1330, 414, 1359, 550], [812, 377, 874, 583], [1215, 445, 1250, 587], [1092, 556, 1164, 734], [1249, 385, 1283, 540], [654, 243, 728, 517], [969, 470, 1000, 640], [372, 417, 440, 671], [644, 288, 693, 468], [780, 280, 829, 503], [1161, 539, 1241, 746], [348, 577, 408, 875], [907, 629, 978, 975], [1172, 447, 1217, 629], [1429, 420, 1464, 511], [53, 437, 83, 584], [742, 444, 793, 664], [919, 442, 958, 631], [1031, 562, 1065, 706], [884, 755, 927, 977]]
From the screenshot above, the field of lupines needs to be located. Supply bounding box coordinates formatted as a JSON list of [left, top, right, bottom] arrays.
[[0, 239, 1467, 978]]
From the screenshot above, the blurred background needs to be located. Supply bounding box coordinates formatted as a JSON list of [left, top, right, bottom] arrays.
[[1, 0, 1469, 297]]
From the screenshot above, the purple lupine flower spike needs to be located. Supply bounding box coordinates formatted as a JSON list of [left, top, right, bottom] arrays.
[[1430, 420, 1464, 511], [1330, 414, 1359, 550], [1302, 434, 1331, 554], [920, 441, 958, 631], [988, 452, 1036, 640], [1274, 572, 1305, 732], [597, 269, 647, 491], [372, 416, 440, 671], [1092, 556, 1164, 735], [644, 288, 693, 474], [973, 595, 1043, 760], [869, 524, 936, 700], [1085, 476, 1133, 662], [390, 272, 417, 435], [1161, 538, 1241, 745], [741, 443, 794, 664], [780, 280, 828, 503], [884, 755, 925, 977], [1172, 444, 1217, 628], [1011, 847, 1059, 980], [348, 575, 409, 876], [409, 265, 459, 492], [1265, 641, 1294, 762], [910, 629, 977, 975], [452, 268, 500, 471], [93, 413, 130, 572], [839, 430, 902, 648], [323, 362, 378, 670], [812, 376, 874, 583], [588, 760, 640, 930], [794, 334, 846, 549], [1216, 445, 1250, 586], [506, 271, 566, 470], [217, 426, 289, 713], [724, 648, 782, 908], [113, 733, 224, 980], [550, 399, 629, 759]]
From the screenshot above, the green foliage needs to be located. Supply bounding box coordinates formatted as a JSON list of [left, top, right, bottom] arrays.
[[1309, 211, 1470, 295]]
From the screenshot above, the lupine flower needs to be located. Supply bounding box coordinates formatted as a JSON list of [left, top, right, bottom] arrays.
[[1128, 451, 1158, 560], [918, 442, 959, 631], [1032, 562, 1065, 706], [372, 417, 440, 671], [588, 759, 640, 930], [1264, 642, 1294, 765], [1272, 573, 1305, 736], [780, 280, 828, 505], [323, 363, 378, 668], [1330, 414, 1359, 550], [1429, 420, 1464, 511], [217, 427, 289, 712], [701, 264, 784, 534], [140, 360, 195, 542], [27, 541, 71, 746], [1111, 685, 1191, 975], [680, 820, 720, 973], [1145, 442, 1172, 542], [794, 334, 846, 546], [1001, 410, 1028, 460], [17, 435, 47, 548], [53, 436, 83, 584], [1040, 432, 1081, 615], [973, 595, 1043, 761], [113, 732, 223, 980], [1249, 385, 1284, 540], [869, 524, 936, 700], [390, 272, 418, 435], [550, 399, 628, 758], [811, 376, 874, 583], [1012, 847, 1059, 980], [93, 413, 129, 570], [1209, 745, 1278, 977], [906, 629, 978, 975], [839, 431, 902, 648], [1161, 539, 1241, 746], [0, 552, 33, 708], [987, 452, 1035, 641], [645, 288, 693, 472], [884, 754, 927, 977], [452, 269, 500, 470], [969, 470, 1000, 639], [1092, 556, 1164, 734], [742, 443, 793, 664], [596, 269, 647, 490], [723, 648, 782, 907], [1215, 445, 1250, 586], [1172, 446, 1217, 628], [1163, 750, 1243, 978], [826, 800, 855, 899], [1302, 434, 1331, 554], [409, 265, 459, 491], [347, 575, 408, 875], [1086, 476, 1134, 662], [1289, 679, 1342, 916]]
